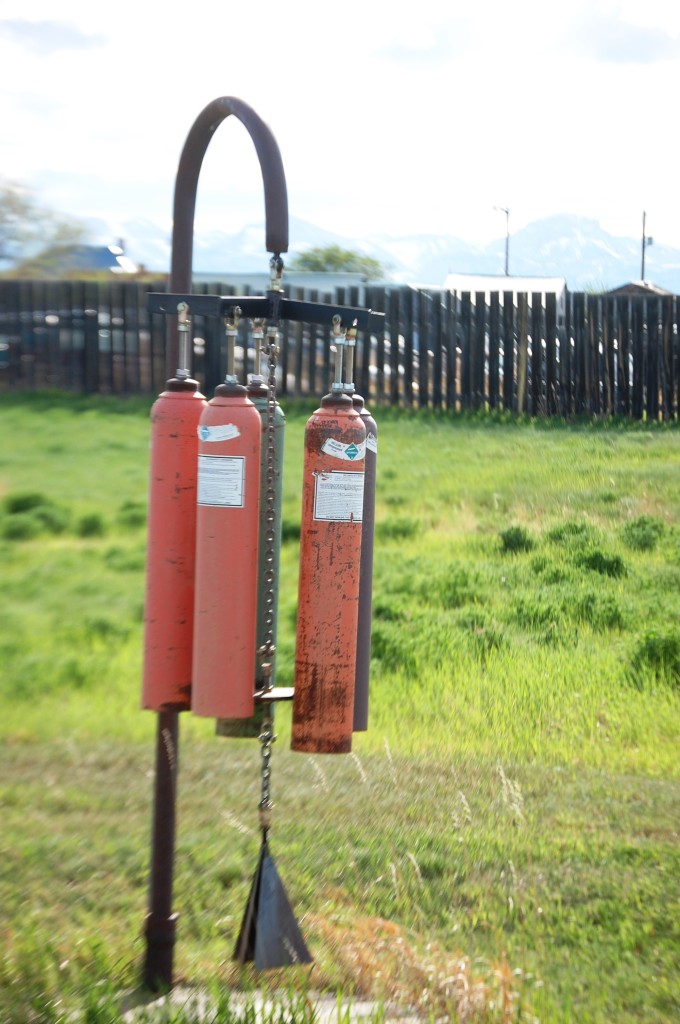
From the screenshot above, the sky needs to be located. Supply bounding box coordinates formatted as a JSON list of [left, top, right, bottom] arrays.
[[1, 0, 680, 260]]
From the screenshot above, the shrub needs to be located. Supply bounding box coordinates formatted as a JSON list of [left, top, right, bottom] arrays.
[[77, 513, 106, 538], [116, 500, 147, 529], [280, 518, 301, 543], [513, 596, 559, 629], [547, 520, 595, 545], [32, 503, 71, 534], [2, 491, 70, 535], [578, 549, 627, 578], [622, 515, 664, 552], [3, 491, 49, 514], [1, 512, 42, 541], [630, 629, 680, 689], [499, 525, 534, 554], [572, 591, 626, 631]]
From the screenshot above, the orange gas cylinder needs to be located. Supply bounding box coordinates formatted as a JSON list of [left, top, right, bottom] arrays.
[[191, 381, 262, 720], [141, 380, 207, 712], [291, 391, 366, 754]]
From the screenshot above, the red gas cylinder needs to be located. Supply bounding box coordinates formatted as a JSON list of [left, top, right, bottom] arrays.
[[141, 380, 207, 712], [291, 391, 366, 754], [191, 382, 262, 720]]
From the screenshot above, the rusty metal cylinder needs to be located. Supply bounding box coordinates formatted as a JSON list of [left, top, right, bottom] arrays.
[[141, 380, 207, 712], [352, 394, 377, 732], [291, 392, 366, 754], [191, 383, 261, 720]]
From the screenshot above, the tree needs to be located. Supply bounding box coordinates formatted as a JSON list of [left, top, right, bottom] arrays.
[[0, 180, 87, 275], [289, 244, 388, 279]]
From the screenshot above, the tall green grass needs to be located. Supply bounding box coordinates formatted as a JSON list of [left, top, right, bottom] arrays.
[[0, 393, 679, 1023]]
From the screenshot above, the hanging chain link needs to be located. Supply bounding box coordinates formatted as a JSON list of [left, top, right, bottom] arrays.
[[258, 710, 275, 837], [257, 255, 283, 838], [257, 288, 281, 693]]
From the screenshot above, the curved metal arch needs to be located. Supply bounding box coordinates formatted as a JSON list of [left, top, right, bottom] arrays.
[[167, 96, 289, 375]]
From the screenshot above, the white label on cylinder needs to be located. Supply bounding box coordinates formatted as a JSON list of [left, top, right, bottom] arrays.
[[313, 470, 364, 522], [366, 432, 378, 454], [197, 455, 245, 507], [198, 423, 240, 442], [321, 437, 366, 461]]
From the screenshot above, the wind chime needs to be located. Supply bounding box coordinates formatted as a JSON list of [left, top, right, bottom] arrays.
[[138, 96, 382, 990]]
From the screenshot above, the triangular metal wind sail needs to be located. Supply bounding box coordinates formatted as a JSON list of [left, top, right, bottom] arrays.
[[233, 679, 312, 970], [234, 838, 312, 969]]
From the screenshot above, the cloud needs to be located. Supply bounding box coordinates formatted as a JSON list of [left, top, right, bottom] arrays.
[[377, 19, 475, 68], [564, 10, 680, 64], [11, 91, 62, 117], [0, 18, 106, 56]]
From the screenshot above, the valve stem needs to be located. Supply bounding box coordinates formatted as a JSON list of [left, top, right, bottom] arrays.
[[176, 302, 191, 378], [331, 314, 346, 394], [224, 306, 242, 383]]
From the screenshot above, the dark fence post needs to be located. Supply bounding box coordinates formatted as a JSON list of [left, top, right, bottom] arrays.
[[402, 288, 414, 407], [516, 293, 529, 414], [488, 291, 500, 410], [585, 294, 599, 414], [443, 290, 458, 410], [561, 291, 572, 416], [374, 287, 386, 404], [647, 297, 660, 421], [672, 296, 679, 420], [431, 290, 443, 409], [660, 296, 673, 420], [307, 289, 319, 397], [459, 292, 471, 409], [356, 287, 371, 401], [631, 298, 645, 419], [388, 288, 400, 406], [417, 290, 429, 407], [473, 291, 486, 410], [603, 296, 615, 416], [545, 293, 558, 416], [571, 293, 584, 413], [616, 297, 630, 417], [530, 293, 543, 415], [502, 291, 515, 412], [0, 281, 20, 389]]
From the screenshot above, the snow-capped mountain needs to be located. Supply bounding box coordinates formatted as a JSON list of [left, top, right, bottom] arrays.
[[112, 213, 680, 293]]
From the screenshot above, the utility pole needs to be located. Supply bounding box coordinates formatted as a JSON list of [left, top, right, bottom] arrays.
[[494, 206, 510, 275], [641, 210, 653, 281]]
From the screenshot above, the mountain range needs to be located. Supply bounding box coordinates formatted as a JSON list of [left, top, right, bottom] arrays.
[[111, 214, 680, 293]]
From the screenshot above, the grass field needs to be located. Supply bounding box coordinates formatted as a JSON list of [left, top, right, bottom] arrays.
[[0, 391, 679, 1023]]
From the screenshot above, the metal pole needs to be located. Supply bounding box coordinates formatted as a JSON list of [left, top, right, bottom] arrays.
[[143, 96, 289, 992], [504, 211, 509, 277], [641, 210, 646, 281], [142, 711, 179, 991], [494, 206, 510, 276]]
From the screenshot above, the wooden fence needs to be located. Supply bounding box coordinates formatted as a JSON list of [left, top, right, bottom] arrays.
[[1, 280, 678, 420]]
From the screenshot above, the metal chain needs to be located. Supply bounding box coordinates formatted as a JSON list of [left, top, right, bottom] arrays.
[[257, 256, 283, 838], [257, 321, 280, 691], [258, 710, 275, 837]]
